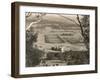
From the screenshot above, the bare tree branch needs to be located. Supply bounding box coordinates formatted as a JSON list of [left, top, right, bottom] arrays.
[[76, 15, 84, 36], [26, 13, 46, 30], [26, 12, 32, 18], [77, 14, 89, 50], [26, 19, 41, 30]]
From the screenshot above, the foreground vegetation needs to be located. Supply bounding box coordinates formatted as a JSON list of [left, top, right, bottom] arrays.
[[26, 30, 44, 67], [46, 51, 89, 65]]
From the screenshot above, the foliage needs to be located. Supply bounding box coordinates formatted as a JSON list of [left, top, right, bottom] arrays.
[[51, 47, 61, 51], [46, 52, 64, 60], [46, 51, 89, 65], [26, 30, 44, 67], [26, 47, 44, 67], [63, 51, 89, 65], [81, 15, 89, 44], [77, 15, 89, 50]]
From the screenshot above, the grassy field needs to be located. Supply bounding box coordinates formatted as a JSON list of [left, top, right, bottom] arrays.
[[45, 34, 64, 43]]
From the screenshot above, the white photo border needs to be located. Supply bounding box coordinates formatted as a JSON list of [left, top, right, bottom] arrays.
[[19, 5, 96, 75]]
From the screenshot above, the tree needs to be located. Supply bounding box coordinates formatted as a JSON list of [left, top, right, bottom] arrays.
[[58, 14, 89, 50], [26, 30, 44, 67], [25, 12, 32, 18], [57, 14, 89, 64], [26, 13, 46, 67], [26, 13, 46, 30], [77, 15, 89, 50]]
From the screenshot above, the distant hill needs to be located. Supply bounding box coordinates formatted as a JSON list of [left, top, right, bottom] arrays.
[[26, 13, 81, 30]]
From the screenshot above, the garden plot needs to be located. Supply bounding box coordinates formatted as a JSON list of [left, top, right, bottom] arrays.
[[45, 34, 64, 43]]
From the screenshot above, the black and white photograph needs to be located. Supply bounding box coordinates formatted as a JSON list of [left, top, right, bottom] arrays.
[[26, 13, 90, 67], [11, 2, 97, 77]]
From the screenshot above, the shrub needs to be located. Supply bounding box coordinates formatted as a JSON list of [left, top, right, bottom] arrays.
[[63, 51, 89, 65], [26, 30, 44, 67]]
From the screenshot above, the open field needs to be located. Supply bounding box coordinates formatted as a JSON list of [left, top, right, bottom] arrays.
[[45, 34, 64, 43]]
